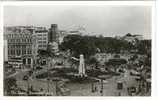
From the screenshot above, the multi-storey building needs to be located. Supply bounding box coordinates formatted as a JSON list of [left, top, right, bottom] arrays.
[[48, 24, 59, 43], [4, 26, 36, 68], [35, 28, 48, 50]]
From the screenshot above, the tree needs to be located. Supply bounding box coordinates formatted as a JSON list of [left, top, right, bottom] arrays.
[[137, 40, 151, 54], [4, 77, 17, 95], [60, 34, 135, 58], [106, 58, 127, 72], [88, 57, 99, 69], [60, 35, 97, 59], [38, 49, 50, 57], [126, 33, 132, 36]]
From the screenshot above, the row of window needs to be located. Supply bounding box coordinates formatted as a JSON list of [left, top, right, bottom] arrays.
[[23, 58, 32, 64], [8, 39, 32, 43], [38, 45, 47, 48], [38, 41, 47, 44], [38, 38, 47, 40], [7, 33, 47, 39], [8, 45, 32, 49], [7, 34, 31, 39], [37, 34, 47, 36], [8, 49, 32, 55]]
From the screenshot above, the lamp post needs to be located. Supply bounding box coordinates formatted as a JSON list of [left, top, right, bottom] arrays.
[[100, 79, 103, 96], [98, 75, 111, 96], [47, 57, 51, 95], [47, 59, 49, 94], [46, 42, 57, 95], [98, 75, 108, 96], [52, 77, 61, 96], [23, 75, 29, 95]]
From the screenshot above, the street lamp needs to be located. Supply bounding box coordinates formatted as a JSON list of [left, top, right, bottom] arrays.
[[52, 77, 61, 96], [23, 75, 30, 95]]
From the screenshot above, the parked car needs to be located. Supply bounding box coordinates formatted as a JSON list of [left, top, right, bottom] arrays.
[[130, 70, 140, 76]]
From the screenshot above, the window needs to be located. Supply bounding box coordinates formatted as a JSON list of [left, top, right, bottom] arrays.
[[22, 49, 26, 55], [28, 58, 31, 64], [23, 59, 26, 64], [28, 39, 30, 42], [27, 50, 29, 54], [24, 50, 26, 54], [30, 50, 32, 54], [7, 34, 10, 38], [38, 34, 42, 36], [38, 45, 43, 47], [11, 49, 14, 55], [9, 50, 12, 55], [17, 50, 21, 55], [38, 38, 43, 40], [38, 41, 43, 43], [22, 39, 24, 42], [8, 50, 10, 55], [27, 49, 32, 54], [12, 50, 15, 55], [30, 39, 32, 43]]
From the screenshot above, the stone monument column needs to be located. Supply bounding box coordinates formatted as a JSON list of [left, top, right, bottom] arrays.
[[79, 54, 85, 76]]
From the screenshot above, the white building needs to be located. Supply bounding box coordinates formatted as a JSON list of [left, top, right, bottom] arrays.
[[35, 29, 48, 50]]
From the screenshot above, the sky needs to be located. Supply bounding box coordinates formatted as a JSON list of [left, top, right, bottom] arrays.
[[2, 0, 152, 1], [4, 5, 151, 39]]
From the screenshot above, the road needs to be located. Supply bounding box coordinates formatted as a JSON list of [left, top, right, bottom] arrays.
[[7, 67, 140, 96], [5, 69, 31, 79], [65, 69, 139, 96]]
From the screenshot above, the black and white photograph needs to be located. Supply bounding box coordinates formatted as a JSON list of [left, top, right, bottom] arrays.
[[3, 2, 152, 96]]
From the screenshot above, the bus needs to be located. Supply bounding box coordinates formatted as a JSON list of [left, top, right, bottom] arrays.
[[8, 57, 23, 69]]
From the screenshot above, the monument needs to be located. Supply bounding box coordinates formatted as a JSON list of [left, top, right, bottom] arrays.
[[79, 54, 86, 77]]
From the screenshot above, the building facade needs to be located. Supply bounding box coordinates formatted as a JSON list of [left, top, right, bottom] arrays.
[[48, 24, 59, 43], [35, 28, 48, 50], [4, 26, 36, 68]]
